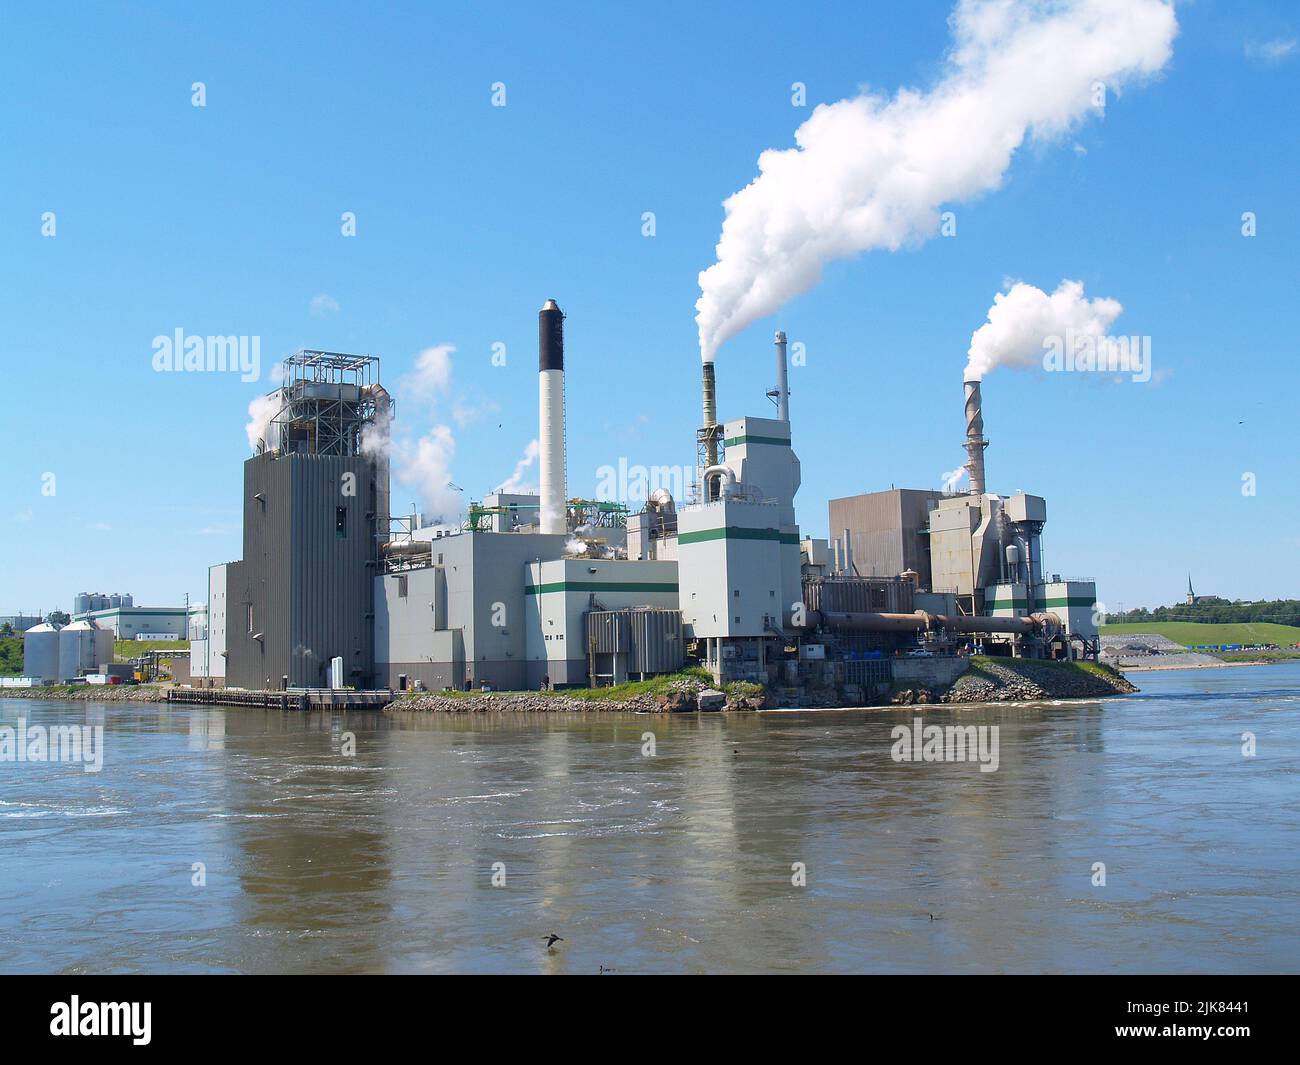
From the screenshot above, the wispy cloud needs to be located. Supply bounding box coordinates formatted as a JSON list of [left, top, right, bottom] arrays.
[[1245, 37, 1297, 64], [309, 293, 341, 316], [88, 522, 112, 532]]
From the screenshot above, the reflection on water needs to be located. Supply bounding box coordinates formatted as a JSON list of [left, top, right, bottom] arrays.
[[2, 663, 1299, 974]]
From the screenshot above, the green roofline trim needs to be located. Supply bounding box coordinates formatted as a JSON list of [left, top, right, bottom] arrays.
[[723, 434, 790, 447]]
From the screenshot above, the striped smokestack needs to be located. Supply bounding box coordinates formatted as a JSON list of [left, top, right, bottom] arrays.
[[963, 379, 987, 496], [539, 299, 567, 534]]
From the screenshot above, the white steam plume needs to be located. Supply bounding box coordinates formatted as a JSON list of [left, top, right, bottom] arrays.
[[362, 344, 464, 525], [695, 0, 1176, 362], [245, 392, 282, 452], [496, 439, 540, 494], [965, 279, 1123, 380]]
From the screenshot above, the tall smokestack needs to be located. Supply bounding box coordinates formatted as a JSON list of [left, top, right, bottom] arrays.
[[963, 379, 987, 496], [773, 330, 789, 422], [539, 299, 567, 534], [700, 361, 720, 501], [701, 362, 718, 463]]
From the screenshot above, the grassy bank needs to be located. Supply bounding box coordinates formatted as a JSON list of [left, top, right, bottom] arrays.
[[0, 636, 21, 676], [1100, 621, 1300, 647], [114, 639, 188, 660]]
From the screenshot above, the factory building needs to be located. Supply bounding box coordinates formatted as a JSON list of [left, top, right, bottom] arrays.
[[375, 529, 570, 691], [0, 613, 44, 634], [223, 351, 389, 690], [70, 604, 189, 639], [192, 295, 1102, 699], [189, 563, 229, 684], [524, 558, 679, 686], [819, 378, 1099, 660], [675, 337, 803, 683], [827, 489, 943, 581]]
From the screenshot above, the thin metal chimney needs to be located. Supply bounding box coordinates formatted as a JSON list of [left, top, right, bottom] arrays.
[[773, 330, 789, 422], [538, 299, 567, 535], [963, 379, 988, 496]]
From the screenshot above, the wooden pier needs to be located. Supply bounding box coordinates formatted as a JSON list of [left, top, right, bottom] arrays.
[[166, 688, 393, 711]]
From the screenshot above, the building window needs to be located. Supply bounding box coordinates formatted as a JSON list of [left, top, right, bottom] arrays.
[[247, 605, 253, 633], [733, 589, 740, 597], [335, 506, 348, 539], [398, 576, 408, 599]]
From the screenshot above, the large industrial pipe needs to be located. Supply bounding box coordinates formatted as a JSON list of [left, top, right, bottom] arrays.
[[774, 330, 789, 422], [963, 379, 988, 496], [806, 609, 1061, 636], [539, 299, 567, 535]]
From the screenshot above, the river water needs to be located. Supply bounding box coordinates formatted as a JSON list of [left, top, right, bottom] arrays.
[[2, 664, 1298, 974]]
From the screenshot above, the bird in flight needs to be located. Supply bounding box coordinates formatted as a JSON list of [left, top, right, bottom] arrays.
[[544, 933, 564, 948]]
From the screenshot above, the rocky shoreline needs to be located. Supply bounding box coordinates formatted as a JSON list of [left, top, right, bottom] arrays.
[[0, 685, 170, 703], [392, 678, 761, 714], [892, 658, 1138, 706]]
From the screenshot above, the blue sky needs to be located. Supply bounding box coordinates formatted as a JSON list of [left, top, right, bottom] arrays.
[[1, 0, 1297, 617]]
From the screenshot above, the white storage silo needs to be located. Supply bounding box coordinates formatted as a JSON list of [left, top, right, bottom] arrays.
[[59, 619, 113, 681], [23, 621, 62, 683]]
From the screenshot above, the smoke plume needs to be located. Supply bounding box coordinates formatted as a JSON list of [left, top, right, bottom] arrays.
[[245, 392, 282, 452], [695, 0, 1176, 361], [496, 439, 540, 494], [965, 279, 1123, 380]]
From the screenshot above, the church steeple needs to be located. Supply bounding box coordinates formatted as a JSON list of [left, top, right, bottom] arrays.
[[1187, 574, 1195, 605]]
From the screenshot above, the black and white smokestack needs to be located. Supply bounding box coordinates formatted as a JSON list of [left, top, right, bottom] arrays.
[[539, 299, 564, 371], [538, 300, 566, 534]]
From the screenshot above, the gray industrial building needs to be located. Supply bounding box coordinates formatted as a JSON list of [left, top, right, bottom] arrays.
[[223, 351, 389, 691], [375, 529, 570, 691], [827, 488, 943, 584]]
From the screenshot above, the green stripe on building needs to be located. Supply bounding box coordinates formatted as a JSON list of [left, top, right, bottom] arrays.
[[987, 596, 1096, 610], [723, 434, 790, 447], [678, 527, 800, 546], [525, 581, 680, 595]]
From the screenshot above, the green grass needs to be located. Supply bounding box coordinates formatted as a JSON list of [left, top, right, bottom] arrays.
[[1100, 621, 1300, 648], [1216, 649, 1300, 663], [0, 636, 23, 677], [114, 639, 188, 661]]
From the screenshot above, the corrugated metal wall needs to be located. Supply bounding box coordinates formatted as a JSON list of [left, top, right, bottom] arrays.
[[227, 451, 378, 690]]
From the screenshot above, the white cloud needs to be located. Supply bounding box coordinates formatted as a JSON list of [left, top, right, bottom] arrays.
[[1245, 37, 1297, 64], [695, 0, 1178, 362], [309, 293, 340, 316]]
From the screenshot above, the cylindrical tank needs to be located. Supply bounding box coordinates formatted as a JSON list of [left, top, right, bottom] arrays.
[[109, 594, 122, 609], [1005, 543, 1022, 582], [122, 593, 134, 608], [23, 621, 62, 683], [59, 619, 111, 681], [73, 593, 90, 616]]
